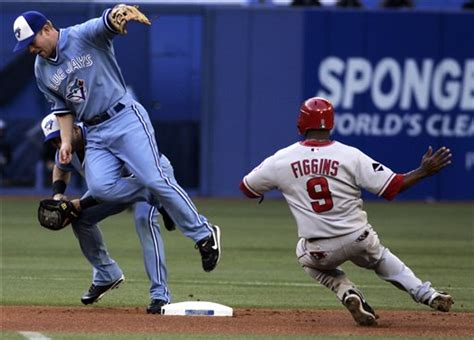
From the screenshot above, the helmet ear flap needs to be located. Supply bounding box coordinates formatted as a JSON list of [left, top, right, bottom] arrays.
[[297, 97, 334, 134]]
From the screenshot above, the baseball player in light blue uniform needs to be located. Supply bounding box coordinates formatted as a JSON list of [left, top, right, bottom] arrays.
[[41, 113, 171, 313], [13, 6, 221, 287]]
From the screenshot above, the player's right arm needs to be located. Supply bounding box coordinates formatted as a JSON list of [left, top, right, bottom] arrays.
[[240, 156, 278, 199], [52, 165, 71, 201], [51, 149, 74, 200], [35, 70, 74, 164], [57, 114, 74, 164]]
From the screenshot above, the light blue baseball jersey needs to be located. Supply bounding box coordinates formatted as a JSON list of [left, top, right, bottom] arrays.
[[35, 9, 128, 120], [35, 6, 214, 248]]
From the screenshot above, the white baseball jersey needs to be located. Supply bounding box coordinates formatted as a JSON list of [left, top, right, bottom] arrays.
[[241, 140, 399, 239]]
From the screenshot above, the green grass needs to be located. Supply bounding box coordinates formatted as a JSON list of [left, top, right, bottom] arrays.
[[1, 198, 473, 339]]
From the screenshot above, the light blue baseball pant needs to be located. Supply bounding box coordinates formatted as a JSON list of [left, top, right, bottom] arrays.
[[134, 202, 170, 302], [85, 104, 212, 243], [71, 200, 171, 302], [71, 202, 126, 285]]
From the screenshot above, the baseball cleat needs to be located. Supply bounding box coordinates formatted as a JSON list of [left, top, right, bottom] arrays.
[[428, 292, 454, 312], [146, 299, 169, 314], [196, 225, 221, 272], [81, 274, 125, 305], [343, 289, 377, 326]]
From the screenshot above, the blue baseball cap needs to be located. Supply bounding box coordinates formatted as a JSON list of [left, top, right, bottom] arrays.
[[13, 11, 48, 52]]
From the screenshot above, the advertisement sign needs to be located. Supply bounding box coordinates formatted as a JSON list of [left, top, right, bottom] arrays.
[[304, 11, 474, 199]]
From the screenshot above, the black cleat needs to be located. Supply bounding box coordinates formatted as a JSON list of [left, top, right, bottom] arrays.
[[146, 299, 169, 314], [158, 206, 176, 231], [195, 225, 221, 272], [343, 289, 377, 326], [81, 275, 124, 305]]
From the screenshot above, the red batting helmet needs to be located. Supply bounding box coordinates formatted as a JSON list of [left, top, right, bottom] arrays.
[[297, 97, 334, 135]]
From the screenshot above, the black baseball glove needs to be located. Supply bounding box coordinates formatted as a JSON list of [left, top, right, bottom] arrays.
[[37, 199, 80, 231]]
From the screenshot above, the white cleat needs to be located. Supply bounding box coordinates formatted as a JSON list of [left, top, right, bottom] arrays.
[[428, 292, 454, 312]]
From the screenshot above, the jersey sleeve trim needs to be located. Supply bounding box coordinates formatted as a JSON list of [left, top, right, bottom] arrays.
[[240, 178, 261, 198], [377, 173, 396, 197], [381, 174, 404, 201], [103, 8, 121, 35], [52, 109, 73, 116]]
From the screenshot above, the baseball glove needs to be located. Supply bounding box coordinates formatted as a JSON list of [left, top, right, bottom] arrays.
[[108, 4, 151, 35], [38, 199, 80, 231]]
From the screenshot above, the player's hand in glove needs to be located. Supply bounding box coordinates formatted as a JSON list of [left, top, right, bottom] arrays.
[[38, 199, 81, 231], [108, 4, 151, 35]]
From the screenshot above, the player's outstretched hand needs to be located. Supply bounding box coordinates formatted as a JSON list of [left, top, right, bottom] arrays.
[[108, 4, 151, 35], [420, 146, 452, 176]]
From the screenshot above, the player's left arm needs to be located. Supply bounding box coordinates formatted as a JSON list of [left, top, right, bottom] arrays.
[[399, 146, 452, 193], [107, 4, 151, 35], [380, 146, 452, 200], [77, 5, 151, 47], [52, 164, 72, 201]]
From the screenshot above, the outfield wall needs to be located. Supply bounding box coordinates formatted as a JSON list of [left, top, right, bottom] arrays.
[[201, 8, 473, 200], [1, 4, 472, 199]]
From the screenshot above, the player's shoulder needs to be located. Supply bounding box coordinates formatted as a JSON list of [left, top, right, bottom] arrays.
[[273, 142, 301, 157], [331, 141, 374, 166], [331, 140, 364, 154], [64, 24, 83, 40], [34, 55, 47, 77]]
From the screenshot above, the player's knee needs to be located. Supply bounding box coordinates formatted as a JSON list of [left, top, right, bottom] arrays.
[[141, 177, 162, 191], [134, 210, 149, 227], [296, 240, 320, 268], [87, 180, 116, 201], [297, 252, 315, 268]]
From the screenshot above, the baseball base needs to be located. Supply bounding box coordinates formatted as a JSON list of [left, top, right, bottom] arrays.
[[161, 301, 233, 316]]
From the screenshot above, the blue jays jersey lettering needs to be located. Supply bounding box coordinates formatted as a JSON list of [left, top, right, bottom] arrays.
[[35, 9, 127, 120]]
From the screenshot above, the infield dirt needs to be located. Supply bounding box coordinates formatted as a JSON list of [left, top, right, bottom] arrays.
[[2, 306, 474, 337]]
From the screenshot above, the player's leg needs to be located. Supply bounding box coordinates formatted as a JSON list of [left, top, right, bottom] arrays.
[[86, 110, 212, 242], [96, 105, 220, 271], [84, 140, 150, 203], [85, 109, 220, 271], [296, 238, 377, 326], [71, 200, 128, 304], [348, 226, 454, 312], [108, 108, 212, 239], [133, 202, 171, 314]]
